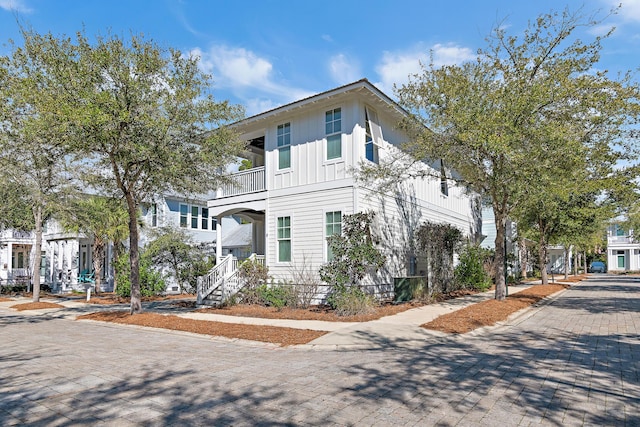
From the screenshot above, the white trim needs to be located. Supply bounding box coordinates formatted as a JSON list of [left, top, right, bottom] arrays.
[[323, 208, 345, 262]]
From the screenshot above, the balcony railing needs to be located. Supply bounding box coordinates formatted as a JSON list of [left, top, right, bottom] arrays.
[[218, 166, 265, 198], [608, 235, 635, 244]]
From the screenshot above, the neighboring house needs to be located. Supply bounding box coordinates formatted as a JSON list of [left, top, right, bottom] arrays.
[[0, 194, 223, 293], [200, 79, 480, 305], [607, 223, 639, 272]]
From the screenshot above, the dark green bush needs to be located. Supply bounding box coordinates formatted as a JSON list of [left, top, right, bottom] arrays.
[[114, 252, 166, 297], [454, 244, 492, 291]]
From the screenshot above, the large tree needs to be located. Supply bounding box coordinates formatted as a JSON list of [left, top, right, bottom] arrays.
[[15, 29, 245, 313], [0, 44, 80, 301], [395, 8, 640, 299]]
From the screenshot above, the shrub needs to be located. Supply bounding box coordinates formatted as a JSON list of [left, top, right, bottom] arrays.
[[237, 258, 269, 305], [257, 283, 297, 310], [114, 252, 166, 297], [454, 244, 492, 291], [328, 285, 376, 316]]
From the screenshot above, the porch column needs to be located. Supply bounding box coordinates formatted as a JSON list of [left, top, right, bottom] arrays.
[[216, 215, 222, 264], [6, 242, 12, 272]]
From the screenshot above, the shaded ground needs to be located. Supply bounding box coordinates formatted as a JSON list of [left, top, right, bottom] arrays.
[[10, 301, 65, 311], [422, 283, 568, 333], [5, 279, 579, 345], [77, 311, 326, 346]]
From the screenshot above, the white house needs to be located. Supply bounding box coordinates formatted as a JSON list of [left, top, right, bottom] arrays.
[[607, 223, 640, 272], [0, 194, 224, 293], [199, 79, 480, 305]]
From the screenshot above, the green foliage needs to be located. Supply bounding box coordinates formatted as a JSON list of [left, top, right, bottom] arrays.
[[454, 244, 492, 291], [394, 8, 640, 299], [237, 258, 270, 305], [319, 212, 385, 288], [6, 28, 245, 312], [416, 221, 463, 294], [327, 285, 376, 316], [114, 252, 165, 298], [256, 283, 297, 310], [144, 227, 213, 293]]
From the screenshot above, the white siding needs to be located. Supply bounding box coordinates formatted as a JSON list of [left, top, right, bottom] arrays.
[[266, 186, 354, 282]]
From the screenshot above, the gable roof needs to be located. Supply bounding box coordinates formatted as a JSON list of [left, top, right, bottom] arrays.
[[233, 79, 409, 128]]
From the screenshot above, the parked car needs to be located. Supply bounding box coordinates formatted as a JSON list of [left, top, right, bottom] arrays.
[[589, 261, 607, 273]]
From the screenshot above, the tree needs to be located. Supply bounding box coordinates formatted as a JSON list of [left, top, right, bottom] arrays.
[[416, 221, 463, 294], [14, 29, 245, 313], [319, 212, 385, 289], [60, 196, 129, 294], [0, 42, 80, 301], [144, 226, 213, 293], [395, 7, 640, 299]]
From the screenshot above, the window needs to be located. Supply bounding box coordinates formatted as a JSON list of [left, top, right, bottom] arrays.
[[277, 123, 291, 169], [325, 211, 342, 261], [151, 203, 157, 227], [202, 208, 209, 230], [616, 225, 625, 236], [440, 159, 449, 196], [191, 206, 199, 229], [277, 216, 291, 262], [365, 107, 382, 163], [179, 204, 188, 227], [17, 252, 24, 269], [326, 108, 341, 160]]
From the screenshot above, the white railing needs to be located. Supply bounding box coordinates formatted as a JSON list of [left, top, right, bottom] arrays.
[[221, 254, 265, 301], [608, 235, 634, 244], [196, 253, 266, 305], [218, 167, 265, 198]]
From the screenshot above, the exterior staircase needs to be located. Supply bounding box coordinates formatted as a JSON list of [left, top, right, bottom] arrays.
[[196, 253, 265, 307]]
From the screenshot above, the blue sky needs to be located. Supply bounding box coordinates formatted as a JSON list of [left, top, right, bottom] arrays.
[[1, 0, 639, 116]]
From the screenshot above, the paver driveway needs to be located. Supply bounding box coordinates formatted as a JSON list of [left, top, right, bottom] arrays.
[[1, 276, 639, 426]]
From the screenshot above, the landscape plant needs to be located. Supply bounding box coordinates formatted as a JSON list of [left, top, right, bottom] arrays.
[[416, 221, 463, 295], [320, 212, 385, 315], [9, 29, 244, 313]]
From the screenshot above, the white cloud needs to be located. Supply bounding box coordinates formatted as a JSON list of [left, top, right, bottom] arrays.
[[190, 45, 313, 107], [616, 0, 640, 22], [374, 43, 474, 94], [322, 34, 334, 43], [0, 0, 32, 12], [328, 54, 360, 85]]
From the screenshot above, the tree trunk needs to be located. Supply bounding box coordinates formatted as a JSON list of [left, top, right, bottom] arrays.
[[93, 239, 105, 295], [493, 208, 507, 300], [520, 243, 528, 279], [538, 241, 548, 285], [31, 204, 43, 302], [126, 193, 142, 314], [563, 246, 570, 279]]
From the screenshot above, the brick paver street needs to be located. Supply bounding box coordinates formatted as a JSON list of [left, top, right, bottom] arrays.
[[1, 276, 639, 426]]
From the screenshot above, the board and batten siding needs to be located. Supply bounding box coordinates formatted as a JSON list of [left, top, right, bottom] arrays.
[[266, 100, 362, 191], [266, 185, 354, 281]]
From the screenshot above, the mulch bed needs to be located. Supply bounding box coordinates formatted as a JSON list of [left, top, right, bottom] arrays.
[[422, 284, 569, 334], [77, 311, 326, 346], [0, 297, 14, 302], [11, 302, 65, 311]]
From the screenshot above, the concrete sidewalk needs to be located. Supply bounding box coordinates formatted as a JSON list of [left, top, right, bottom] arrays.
[[0, 282, 544, 350]]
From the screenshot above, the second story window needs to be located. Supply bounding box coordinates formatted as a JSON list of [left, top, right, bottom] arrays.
[[277, 123, 291, 169], [326, 108, 342, 160], [180, 204, 188, 227], [365, 107, 382, 164], [440, 159, 449, 196], [191, 206, 199, 229], [202, 208, 209, 230]]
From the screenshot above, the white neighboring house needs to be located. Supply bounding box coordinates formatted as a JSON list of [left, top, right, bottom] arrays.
[[200, 79, 480, 305], [607, 223, 640, 272], [0, 194, 226, 293]]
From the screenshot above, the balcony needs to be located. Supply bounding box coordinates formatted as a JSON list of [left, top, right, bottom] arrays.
[[218, 166, 265, 198], [608, 235, 635, 245]]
